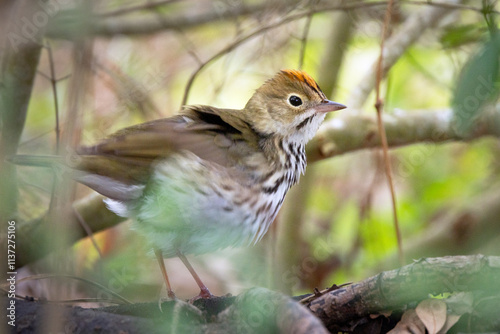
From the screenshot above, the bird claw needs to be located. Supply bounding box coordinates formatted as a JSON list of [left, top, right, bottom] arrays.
[[158, 292, 177, 312], [188, 287, 214, 304]]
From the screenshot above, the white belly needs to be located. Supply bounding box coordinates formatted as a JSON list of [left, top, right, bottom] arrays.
[[107, 152, 286, 258]]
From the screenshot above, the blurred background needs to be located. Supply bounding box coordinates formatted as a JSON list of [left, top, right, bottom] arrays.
[[1, 0, 500, 307]]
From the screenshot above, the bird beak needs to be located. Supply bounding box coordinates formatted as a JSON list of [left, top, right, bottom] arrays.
[[316, 100, 347, 113]]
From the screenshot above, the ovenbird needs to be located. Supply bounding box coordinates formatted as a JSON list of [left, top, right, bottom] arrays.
[[12, 70, 346, 299]]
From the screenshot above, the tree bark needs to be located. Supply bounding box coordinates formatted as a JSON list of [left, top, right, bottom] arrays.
[[306, 255, 500, 332], [6, 256, 500, 333]]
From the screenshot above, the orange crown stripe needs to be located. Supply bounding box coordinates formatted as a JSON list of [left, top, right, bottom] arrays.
[[281, 69, 323, 95]]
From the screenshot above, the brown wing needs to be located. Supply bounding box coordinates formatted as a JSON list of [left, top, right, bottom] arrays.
[[75, 105, 258, 187]]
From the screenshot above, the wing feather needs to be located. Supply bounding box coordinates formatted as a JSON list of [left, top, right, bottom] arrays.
[[75, 106, 257, 190]]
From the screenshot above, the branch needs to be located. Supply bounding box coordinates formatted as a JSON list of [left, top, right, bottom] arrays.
[[45, 1, 489, 40], [13, 194, 125, 269], [0, 1, 43, 222], [98, 0, 183, 18], [46, 1, 301, 39], [306, 255, 500, 332], [7, 256, 500, 332], [9, 287, 327, 333], [306, 107, 500, 163], [217, 288, 328, 333]]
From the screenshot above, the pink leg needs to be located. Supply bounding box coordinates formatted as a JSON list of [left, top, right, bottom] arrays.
[[155, 249, 176, 299], [177, 251, 213, 299]]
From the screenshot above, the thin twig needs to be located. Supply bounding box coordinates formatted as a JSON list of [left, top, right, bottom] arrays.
[[297, 1, 317, 70], [7, 295, 126, 305], [406, 0, 494, 13], [94, 1, 495, 36], [374, 0, 403, 264], [11, 274, 132, 304], [73, 207, 104, 259], [57, 74, 72, 81], [175, 30, 204, 66], [36, 298, 126, 304], [299, 282, 351, 304], [45, 42, 61, 153], [98, 0, 182, 17]]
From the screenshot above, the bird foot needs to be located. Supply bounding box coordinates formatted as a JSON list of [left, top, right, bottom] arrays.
[[188, 287, 214, 304], [158, 291, 177, 312], [168, 290, 177, 299]]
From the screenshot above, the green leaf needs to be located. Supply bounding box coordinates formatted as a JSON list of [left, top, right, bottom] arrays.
[[452, 35, 500, 137], [440, 24, 485, 49]]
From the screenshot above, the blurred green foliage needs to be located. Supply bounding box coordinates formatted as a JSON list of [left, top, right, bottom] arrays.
[[452, 34, 500, 136]]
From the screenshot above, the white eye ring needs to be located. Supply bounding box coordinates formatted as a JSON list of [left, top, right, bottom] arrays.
[[288, 95, 303, 107]]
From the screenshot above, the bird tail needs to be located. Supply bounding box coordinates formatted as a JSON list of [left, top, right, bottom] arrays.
[[6, 155, 63, 168], [8, 154, 145, 202]]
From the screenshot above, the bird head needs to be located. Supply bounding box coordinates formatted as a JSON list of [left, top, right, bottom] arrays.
[[244, 69, 346, 143]]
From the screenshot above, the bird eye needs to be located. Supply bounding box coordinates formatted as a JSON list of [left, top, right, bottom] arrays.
[[288, 95, 303, 107]]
